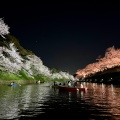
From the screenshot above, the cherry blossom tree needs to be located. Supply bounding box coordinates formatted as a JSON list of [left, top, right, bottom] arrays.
[[0, 20, 75, 80], [76, 46, 120, 79], [22, 54, 73, 80], [0, 45, 22, 72], [0, 18, 10, 38], [4, 43, 23, 64]]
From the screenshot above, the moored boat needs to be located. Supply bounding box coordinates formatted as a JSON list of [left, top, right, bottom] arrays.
[[8, 82, 21, 87]]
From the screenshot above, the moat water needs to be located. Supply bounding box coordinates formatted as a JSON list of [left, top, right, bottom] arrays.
[[0, 82, 120, 120]]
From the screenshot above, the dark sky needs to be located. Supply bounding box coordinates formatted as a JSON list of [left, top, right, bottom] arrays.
[[0, 2, 120, 74]]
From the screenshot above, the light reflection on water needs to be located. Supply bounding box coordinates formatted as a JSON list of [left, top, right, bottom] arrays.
[[0, 82, 120, 119]]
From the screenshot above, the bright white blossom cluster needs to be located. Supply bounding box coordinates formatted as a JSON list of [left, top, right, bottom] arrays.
[[0, 18, 10, 38], [0, 42, 74, 80], [76, 46, 120, 79]]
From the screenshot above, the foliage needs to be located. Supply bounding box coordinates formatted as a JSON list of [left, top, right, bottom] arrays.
[[18, 70, 34, 80], [0, 71, 22, 80]]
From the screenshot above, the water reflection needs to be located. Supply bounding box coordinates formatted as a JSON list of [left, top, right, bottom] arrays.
[[84, 82, 120, 119], [0, 83, 120, 119], [0, 84, 51, 119]]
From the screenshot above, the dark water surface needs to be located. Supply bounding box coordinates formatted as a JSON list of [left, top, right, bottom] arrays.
[[0, 82, 120, 120]]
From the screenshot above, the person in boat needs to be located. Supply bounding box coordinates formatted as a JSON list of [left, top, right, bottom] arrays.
[[76, 81, 81, 88], [10, 82, 17, 86], [73, 73, 84, 88], [53, 81, 59, 86], [73, 80, 83, 88], [9, 82, 21, 87], [37, 80, 41, 84], [68, 81, 72, 87], [68, 80, 75, 87], [73, 81, 77, 87], [10, 82, 14, 86], [53, 81, 56, 86]]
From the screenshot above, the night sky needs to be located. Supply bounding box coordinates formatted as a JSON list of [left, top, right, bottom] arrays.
[[0, 2, 120, 74]]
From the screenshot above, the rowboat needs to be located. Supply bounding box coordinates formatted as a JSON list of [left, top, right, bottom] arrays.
[[57, 85, 87, 92], [8, 82, 21, 87]]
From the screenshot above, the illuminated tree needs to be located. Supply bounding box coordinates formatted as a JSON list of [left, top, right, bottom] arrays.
[[0, 18, 10, 38], [76, 46, 120, 79]]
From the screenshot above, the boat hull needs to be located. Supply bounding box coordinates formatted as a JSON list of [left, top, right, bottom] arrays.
[[58, 85, 87, 92]]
